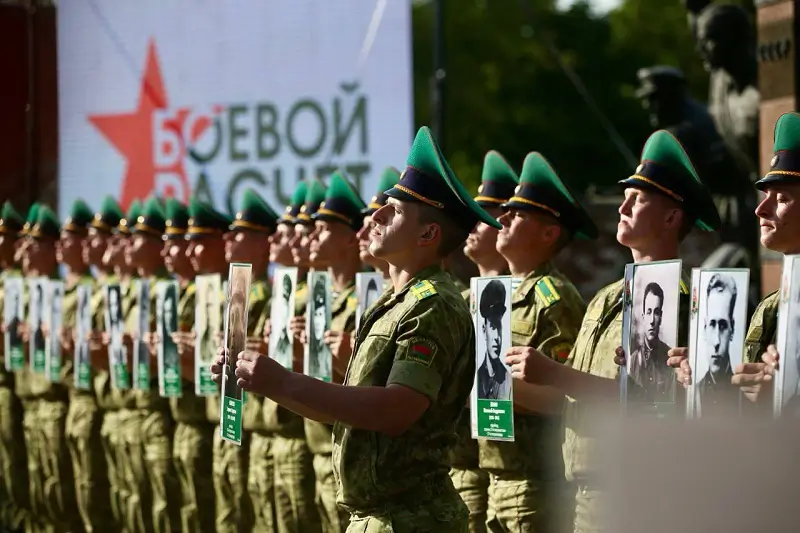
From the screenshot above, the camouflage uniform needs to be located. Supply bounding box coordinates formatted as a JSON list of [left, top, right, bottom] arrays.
[[480, 264, 585, 533], [333, 266, 473, 532], [171, 281, 216, 533], [563, 276, 689, 533], [0, 268, 30, 530], [451, 288, 489, 533], [268, 278, 322, 533], [64, 274, 115, 533], [305, 282, 357, 533], [744, 290, 778, 364]]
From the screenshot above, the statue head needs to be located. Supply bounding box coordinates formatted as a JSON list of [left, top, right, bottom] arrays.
[[635, 66, 688, 128], [696, 4, 752, 72]]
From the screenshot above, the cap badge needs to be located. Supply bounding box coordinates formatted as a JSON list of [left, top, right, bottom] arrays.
[[636, 163, 645, 174], [771, 154, 779, 168]]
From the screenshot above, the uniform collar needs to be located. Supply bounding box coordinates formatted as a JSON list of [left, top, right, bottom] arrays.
[[512, 260, 555, 304]]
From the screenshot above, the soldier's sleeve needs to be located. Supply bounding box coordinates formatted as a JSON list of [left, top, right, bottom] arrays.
[[386, 296, 467, 403], [529, 279, 587, 364], [247, 285, 269, 336], [178, 286, 196, 330]]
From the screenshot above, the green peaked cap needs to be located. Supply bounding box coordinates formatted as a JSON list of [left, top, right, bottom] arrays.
[[363, 167, 401, 215], [313, 170, 367, 231], [91, 196, 124, 234], [620, 129, 720, 232], [186, 197, 232, 240], [30, 205, 60, 240], [132, 197, 167, 237], [0, 201, 24, 234], [476, 151, 519, 207], [280, 181, 308, 224], [385, 126, 502, 232], [22, 203, 41, 235], [757, 112, 800, 190], [164, 198, 189, 240], [118, 199, 143, 235], [296, 178, 327, 225], [231, 189, 280, 233], [62, 199, 94, 235], [503, 152, 598, 240]]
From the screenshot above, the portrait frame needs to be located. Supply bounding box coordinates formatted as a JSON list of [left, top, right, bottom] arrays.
[[3, 276, 24, 371], [74, 282, 93, 390], [304, 270, 332, 382], [195, 273, 222, 396], [105, 283, 130, 390], [774, 254, 800, 418], [133, 278, 152, 391], [156, 279, 181, 398], [355, 272, 384, 332], [45, 280, 64, 383], [268, 266, 298, 370], [29, 277, 49, 375]]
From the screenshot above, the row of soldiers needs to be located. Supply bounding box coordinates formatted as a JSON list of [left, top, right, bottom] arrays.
[[2, 107, 799, 533]]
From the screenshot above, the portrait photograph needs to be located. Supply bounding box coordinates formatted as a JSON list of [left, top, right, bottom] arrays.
[[625, 259, 681, 405], [3, 276, 24, 371], [775, 255, 800, 418], [687, 268, 749, 418], [222, 263, 252, 402], [75, 283, 93, 388], [29, 277, 48, 373], [355, 272, 384, 331], [269, 266, 297, 370], [157, 280, 181, 397], [133, 279, 151, 390], [46, 280, 64, 382], [195, 273, 221, 396], [473, 276, 513, 402], [104, 283, 128, 389], [305, 271, 332, 382]]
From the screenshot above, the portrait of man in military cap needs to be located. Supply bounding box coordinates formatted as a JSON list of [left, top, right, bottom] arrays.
[[306, 272, 331, 380], [269, 267, 296, 369], [223, 285, 248, 401], [4, 277, 23, 362], [627, 261, 681, 404], [158, 281, 179, 391], [476, 278, 511, 401]]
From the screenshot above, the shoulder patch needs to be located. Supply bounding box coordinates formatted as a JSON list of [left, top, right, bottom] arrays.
[[250, 284, 265, 300], [347, 294, 357, 307], [402, 338, 437, 366], [551, 342, 572, 362], [679, 278, 689, 295], [534, 277, 561, 307], [410, 280, 437, 301]]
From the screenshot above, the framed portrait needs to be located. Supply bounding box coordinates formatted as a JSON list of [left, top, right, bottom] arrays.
[[74, 282, 93, 390], [28, 277, 49, 374], [621, 259, 682, 411], [686, 268, 749, 418], [470, 276, 515, 441], [220, 262, 252, 446], [104, 283, 130, 390], [156, 280, 181, 398], [304, 271, 332, 382], [355, 272, 384, 331], [774, 255, 800, 418], [269, 266, 298, 370], [3, 276, 24, 371], [195, 273, 222, 396], [133, 279, 152, 391], [45, 280, 64, 383]]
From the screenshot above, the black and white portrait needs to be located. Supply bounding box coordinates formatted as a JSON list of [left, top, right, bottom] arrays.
[[30, 278, 47, 369], [105, 283, 125, 387], [160, 283, 178, 372], [136, 280, 151, 368], [4, 276, 23, 369], [474, 277, 512, 401], [223, 264, 251, 401], [776, 257, 800, 417], [355, 272, 384, 331], [692, 270, 748, 416], [305, 272, 331, 380], [47, 281, 63, 380], [269, 267, 297, 370], [626, 260, 681, 404], [75, 283, 92, 373]]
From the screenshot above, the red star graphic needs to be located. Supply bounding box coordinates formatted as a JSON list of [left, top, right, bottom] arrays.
[[89, 38, 204, 211]]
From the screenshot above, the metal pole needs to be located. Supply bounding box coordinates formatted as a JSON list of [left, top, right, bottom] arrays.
[[431, 0, 445, 151]]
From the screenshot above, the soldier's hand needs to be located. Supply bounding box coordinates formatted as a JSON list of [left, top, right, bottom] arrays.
[[262, 319, 271, 348], [235, 349, 287, 394], [60, 327, 74, 353], [289, 316, 306, 341], [666, 347, 691, 388], [246, 336, 265, 353], [732, 345, 778, 403], [41, 324, 49, 337], [19, 323, 29, 343], [324, 330, 352, 373], [209, 346, 226, 382], [505, 346, 559, 385], [614, 346, 626, 367], [87, 331, 104, 351], [101, 332, 111, 345]]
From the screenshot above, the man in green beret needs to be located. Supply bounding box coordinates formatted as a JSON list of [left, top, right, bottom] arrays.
[[171, 197, 230, 533], [22, 206, 82, 532], [217, 126, 501, 531], [12, 203, 39, 269], [505, 130, 720, 533], [305, 170, 368, 532], [123, 197, 181, 533], [162, 198, 194, 288], [355, 167, 400, 279], [60, 199, 115, 533], [480, 151, 597, 533], [85, 195, 126, 529], [0, 201, 30, 531], [452, 151, 517, 533], [215, 188, 278, 533]]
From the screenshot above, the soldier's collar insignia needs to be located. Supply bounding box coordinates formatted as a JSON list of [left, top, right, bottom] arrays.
[[410, 280, 437, 301], [534, 276, 560, 307]]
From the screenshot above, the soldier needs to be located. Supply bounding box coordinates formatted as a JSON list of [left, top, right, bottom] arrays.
[[12, 203, 39, 271], [0, 201, 29, 531], [307, 170, 367, 532], [505, 130, 720, 533], [356, 167, 400, 279], [216, 126, 501, 531], [225, 189, 279, 533], [267, 182, 307, 272], [21, 206, 82, 532], [162, 198, 194, 285], [171, 197, 230, 533], [86, 196, 126, 529], [453, 151, 518, 533], [61, 199, 115, 533], [125, 197, 181, 532]]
